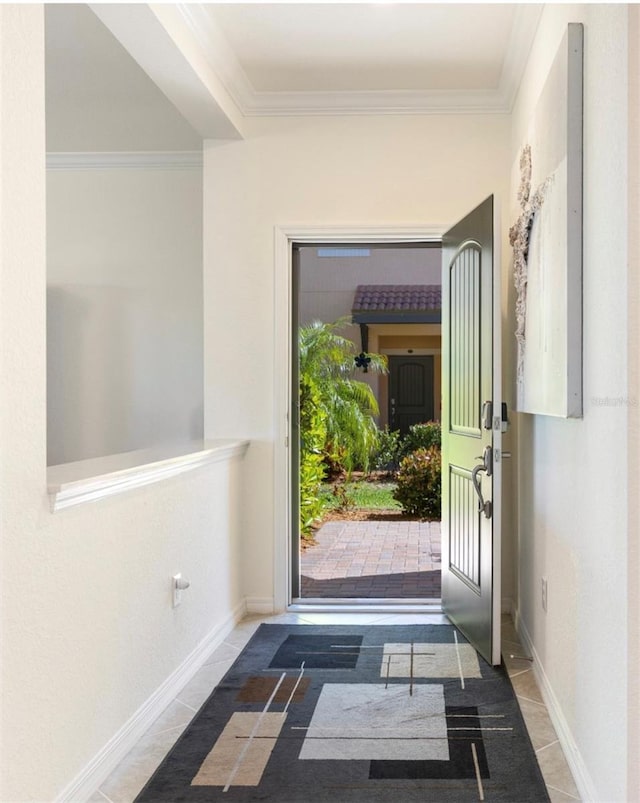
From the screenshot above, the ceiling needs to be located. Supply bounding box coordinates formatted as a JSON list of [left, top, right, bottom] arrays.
[[185, 3, 543, 115], [45, 3, 543, 152], [211, 4, 518, 92]]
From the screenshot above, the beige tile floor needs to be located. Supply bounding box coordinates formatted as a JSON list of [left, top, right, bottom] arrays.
[[89, 611, 580, 803]]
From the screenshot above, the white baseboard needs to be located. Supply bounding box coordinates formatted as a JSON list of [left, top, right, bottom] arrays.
[[55, 600, 246, 803], [516, 615, 598, 802], [501, 596, 513, 614], [245, 596, 275, 614]]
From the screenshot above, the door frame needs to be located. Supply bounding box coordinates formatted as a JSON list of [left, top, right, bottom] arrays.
[[273, 224, 446, 611]]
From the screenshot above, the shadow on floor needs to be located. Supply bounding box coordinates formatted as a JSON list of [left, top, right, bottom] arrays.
[[301, 569, 441, 599]]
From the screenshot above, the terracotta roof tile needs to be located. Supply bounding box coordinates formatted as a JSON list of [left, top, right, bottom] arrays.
[[352, 284, 441, 312]]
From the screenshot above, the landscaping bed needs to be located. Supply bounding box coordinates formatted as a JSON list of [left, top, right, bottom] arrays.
[[302, 476, 422, 547]]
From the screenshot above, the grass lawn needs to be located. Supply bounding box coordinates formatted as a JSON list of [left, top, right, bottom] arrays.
[[319, 480, 401, 511]]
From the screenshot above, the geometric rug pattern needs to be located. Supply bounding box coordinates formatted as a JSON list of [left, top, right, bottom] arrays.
[[135, 624, 550, 802]]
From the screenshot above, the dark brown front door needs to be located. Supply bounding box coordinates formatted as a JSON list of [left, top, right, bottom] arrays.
[[388, 355, 434, 435]]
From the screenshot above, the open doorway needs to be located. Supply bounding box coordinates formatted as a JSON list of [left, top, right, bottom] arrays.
[[292, 242, 442, 604]]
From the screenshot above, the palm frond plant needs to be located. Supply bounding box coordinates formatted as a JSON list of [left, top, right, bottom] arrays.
[[298, 318, 387, 536], [299, 318, 387, 474]]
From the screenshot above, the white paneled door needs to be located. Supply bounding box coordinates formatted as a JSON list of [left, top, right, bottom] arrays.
[[441, 196, 502, 665]]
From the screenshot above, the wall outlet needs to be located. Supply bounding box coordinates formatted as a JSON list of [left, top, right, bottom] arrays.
[[541, 577, 548, 612], [172, 573, 190, 607]]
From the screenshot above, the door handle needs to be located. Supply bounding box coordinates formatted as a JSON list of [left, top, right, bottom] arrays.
[[471, 445, 493, 519], [475, 445, 492, 477]]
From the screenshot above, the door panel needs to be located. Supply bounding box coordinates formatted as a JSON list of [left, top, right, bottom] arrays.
[[442, 196, 501, 666], [450, 246, 481, 436], [449, 467, 481, 591], [389, 356, 434, 435]]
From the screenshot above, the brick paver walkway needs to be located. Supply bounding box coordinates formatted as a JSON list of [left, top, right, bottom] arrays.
[[301, 519, 441, 599]]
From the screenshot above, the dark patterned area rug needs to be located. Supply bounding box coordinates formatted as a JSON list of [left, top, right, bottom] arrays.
[[136, 624, 549, 802]]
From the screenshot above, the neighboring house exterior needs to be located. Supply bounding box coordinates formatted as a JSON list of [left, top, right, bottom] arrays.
[[1, 6, 638, 803], [298, 246, 442, 431], [351, 283, 442, 432]]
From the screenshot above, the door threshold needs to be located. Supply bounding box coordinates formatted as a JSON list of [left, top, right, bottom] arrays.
[[289, 598, 443, 614]]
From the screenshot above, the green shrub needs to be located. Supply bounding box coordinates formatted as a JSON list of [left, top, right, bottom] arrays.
[[300, 451, 326, 537], [393, 446, 441, 519], [372, 427, 402, 471], [401, 421, 442, 457], [299, 374, 328, 538]]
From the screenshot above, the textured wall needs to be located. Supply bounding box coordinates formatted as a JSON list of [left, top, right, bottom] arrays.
[[512, 5, 631, 800], [47, 167, 204, 465], [0, 8, 244, 800], [202, 113, 514, 609]]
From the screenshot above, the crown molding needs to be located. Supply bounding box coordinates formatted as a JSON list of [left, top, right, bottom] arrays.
[[237, 88, 511, 117], [275, 223, 448, 244], [178, 3, 542, 118], [46, 151, 203, 171]]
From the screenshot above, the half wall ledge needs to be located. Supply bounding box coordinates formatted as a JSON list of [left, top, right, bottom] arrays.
[[47, 439, 250, 512]]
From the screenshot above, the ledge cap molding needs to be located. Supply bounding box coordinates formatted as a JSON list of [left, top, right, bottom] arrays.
[[48, 439, 249, 512]]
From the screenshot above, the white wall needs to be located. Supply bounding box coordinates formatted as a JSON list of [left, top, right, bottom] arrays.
[[512, 5, 631, 800], [203, 113, 514, 610], [47, 167, 204, 465], [1, 8, 245, 801]]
